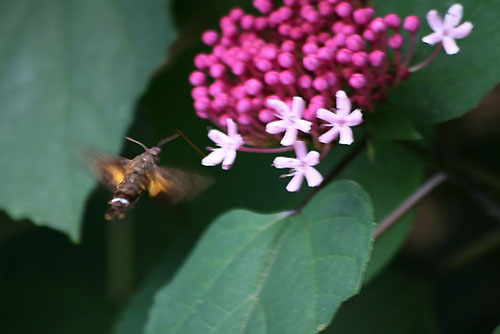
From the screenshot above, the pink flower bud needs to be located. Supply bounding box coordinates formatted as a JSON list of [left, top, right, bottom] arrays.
[[313, 77, 329, 91], [231, 85, 246, 99], [260, 45, 278, 59], [353, 8, 374, 25], [352, 51, 368, 67], [301, 22, 315, 34], [311, 95, 325, 106], [299, 75, 312, 89], [346, 34, 365, 51], [369, 50, 385, 67], [342, 24, 356, 36], [362, 29, 376, 41], [194, 54, 209, 69], [194, 97, 211, 112], [231, 62, 246, 75], [191, 87, 208, 99], [279, 71, 296, 85], [258, 108, 275, 122], [336, 48, 352, 64], [278, 23, 292, 36], [388, 34, 404, 49], [213, 93, 230, 111], [245, 79, 263, 95], [241, 15, 255, 30], [384, 14, 401, 29], [189, 71, 206, 86], [349, 73, 367, 89], [335, 2, 352, 18], [290, 27, 304, 40], [332, 22, 344, 34], [251, 97, 263, 110], [237, 98, 252, 113], [209, 63, 226, 78], [278, 6, 293, 21], [264, 71, 280, 85], [324, 72, 337, 86], [403, 16, 421, 32], [229, 8, 244, 21], [369, 18, 386, 33], [318, 1, 333, 16], [302, 43, 318, 55], [303, 56, 320, 71], [305, 104, 320, 121], [255, 17, 268, 30], [238, 113, 253, 125], [218, 114, 229, 127], [202, 30, 219, 46], [281, 40, 295, 52], [317, 47, 334, 60], [209, 81, 225, 96], [278, 52, 295, 68], [254, 58, 273, 71], [253, 0, 273, 14]]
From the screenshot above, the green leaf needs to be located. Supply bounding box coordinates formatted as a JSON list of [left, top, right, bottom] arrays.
[[494, 324, 500, 334], [376, 0, 500, 123], [0, 0, 175, 240], [324, 271, 438, 334], [366, 103, 423, 141], [145, 181, 375, 334]]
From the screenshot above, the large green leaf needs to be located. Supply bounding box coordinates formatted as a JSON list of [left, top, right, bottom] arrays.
[[145, 181, 374, 334], [324, 271, 438, 334], [0, 0, 175, 240], [376, 0, 500, 123], [493, 324, 500, 334]]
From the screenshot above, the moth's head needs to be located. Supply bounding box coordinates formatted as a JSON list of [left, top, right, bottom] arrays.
[[149, 146, 162, 156]]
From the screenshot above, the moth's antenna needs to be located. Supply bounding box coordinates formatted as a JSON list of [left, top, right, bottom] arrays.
[[156, 133, 180, 148], [125, 137, 149, 151], [174, 129, 206, 158]]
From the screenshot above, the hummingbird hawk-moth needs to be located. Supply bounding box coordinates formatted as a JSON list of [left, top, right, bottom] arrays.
[[87, 134, 211, 220]]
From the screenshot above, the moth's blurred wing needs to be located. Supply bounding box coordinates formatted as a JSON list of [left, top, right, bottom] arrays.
[[85, 151, 131, 190], [148, 166, 213, 204]]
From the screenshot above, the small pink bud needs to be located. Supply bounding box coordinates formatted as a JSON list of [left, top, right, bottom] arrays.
[[349, 73, 367, 89], [194, 97, 211, 113], [290, 27, 304, 40], [299, 75, 312, 89], [237, 98, 252, 113], [311, 95, 325, 105], [302, 43, 318, 55], [388, 34, 404, 49], [278, 6, 293, 21], [253, 0, 273, 14], [304, 104, 320, 121], [301, 22, 315, 34], [251, 97, 263, 110], [313, 77, 329, 91], [369, 18, 386, 33], [324, 72, 337, 86], [336, 48, 352, 64], [255, 17, 268, 30], [353, 8, 374, 25], [241, 15, 255, 30], [212, 93, 230, 111], [264, 71, 280, 85], [245, 79, 263, 95], [369, 50, 386, 67], [317, 47, 334, 60], [202, 30, 219, 46], [231, 62, 246, 75], [318, 1, 333, 16], [260, 45, 278, 59], [318, 32, 331, 42], [303, 56, 320, 71], [231, 86, 246, 99], [279, 71, 296, 85], [362, 29, 376, 41], [189, 71, 206, 86], [209, 63, 226, 78], [278, 52, 295, 68], [403, 16, 421, 32], [191, 87, 208, 99], [345, 34, 365, 51], [281, 40, 295, 52], [194, 54, 209, 69], [209, 81, 225, 96], [254, 58, 273, 71], [342, 24, 356, 36], [278, 23, 292, 36], [258, 108, 275, 122], [229, 8, 245, 21], [301, 5, 320, 23], [284, 0, 297, 5], [335, 2, 352, 18], [384, 14, 401, 29], [218, 114, 229, 127], [352, 51, 368, 67], [238, 113, 253, 125], [332, 22, 344, 34]]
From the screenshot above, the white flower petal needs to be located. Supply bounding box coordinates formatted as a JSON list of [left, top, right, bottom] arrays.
[[294, 141, 307, 160], [422, 32, 443, 45], [222, 149, 237, 170], [273, 157, 301, 169], [291, 96, 306, 117], [303, 151, 320, 166], [442, 36, 459, 55], [201, 148, 226, 166], [265, 120, 288, 134], [335, 90, 351, 116], [452, 22, 473, 39], [280, 127, 298, 146], [267, 99, 290, 115], [226, 118, 238, 138], [345, 109, 363, 126], [286, 173, 304, 192], [207, 129, 230, 146], [338, 127, 354, 145], [426, 10, 443, 32], [295, 119, 312, 133], [444, 4, 463, 28], [318, 127, 340, 144], [316, 108, 339, 124], [304, 166, 323, 187]]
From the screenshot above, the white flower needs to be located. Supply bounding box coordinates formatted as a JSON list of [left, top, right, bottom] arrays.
[[273, 141, 323, 192], [266, 96, 312, 146], [316, 90, 363, 145], [422, 4, 473, 55], [202, 118, 244, 170]]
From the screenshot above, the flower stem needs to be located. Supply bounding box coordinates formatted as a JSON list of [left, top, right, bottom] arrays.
[[408, 44, 442, 72], [374, 172, 448, 239], [238, 146, 294, 153]]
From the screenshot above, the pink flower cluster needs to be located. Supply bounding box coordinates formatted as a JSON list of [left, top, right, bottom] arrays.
[[192, 1, 473, 192]]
